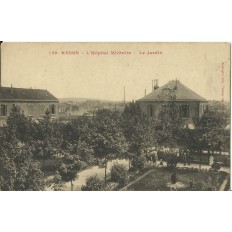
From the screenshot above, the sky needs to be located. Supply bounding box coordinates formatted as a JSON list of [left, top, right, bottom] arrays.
[[1, 42, 230, 101]]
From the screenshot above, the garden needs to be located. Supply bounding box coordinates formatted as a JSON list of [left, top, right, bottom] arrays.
[[125, 167, 228, 191], [0, 98, 230, 191]]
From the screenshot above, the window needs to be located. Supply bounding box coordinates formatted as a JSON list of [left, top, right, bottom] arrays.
[[49, 104, 55, 114], [147, 104, 154, 117], [1, 104, 7, 116], [181, 104, 189, 118], [202, 104, 207, 114]]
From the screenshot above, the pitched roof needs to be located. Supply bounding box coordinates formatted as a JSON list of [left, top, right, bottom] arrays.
[[138, 80, 207, 102], [0, 86, 58, 102]]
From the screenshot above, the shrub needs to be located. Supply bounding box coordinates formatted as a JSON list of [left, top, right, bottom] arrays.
[[193, 180, 216, 191], [211, 162, 221, 171], [192, 171, 222, 191], [167, 156, 178, 168], [131, 155, 147, 171], [81, 175, 104, 191], [104, 182, 118, 191], [157, 150, 166, 161], [41, 163, 57, 174], [110, 162, 128, 185]]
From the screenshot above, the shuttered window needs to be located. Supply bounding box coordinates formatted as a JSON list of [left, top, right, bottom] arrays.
[[0, 104, 7, 116]]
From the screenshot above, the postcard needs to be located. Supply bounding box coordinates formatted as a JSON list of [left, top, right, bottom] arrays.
[[0, 42, 230, 191]]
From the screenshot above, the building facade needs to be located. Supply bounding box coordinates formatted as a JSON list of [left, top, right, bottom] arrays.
[[0, 86, 59, 126], [137, 80, 208, 122]]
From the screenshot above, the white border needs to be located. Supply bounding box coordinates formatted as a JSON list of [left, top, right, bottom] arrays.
[[0, 1, 231, 232]]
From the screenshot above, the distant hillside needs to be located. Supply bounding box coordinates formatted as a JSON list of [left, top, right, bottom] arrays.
[[58, 98, 127, 117], [59, 98, 96, 103], [59, 97, 128, 104]]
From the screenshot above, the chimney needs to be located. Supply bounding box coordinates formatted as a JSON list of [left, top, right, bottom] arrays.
[[153, 79, 159, 90], [144, 89, 146, 96], [175, 78, 178, 90]]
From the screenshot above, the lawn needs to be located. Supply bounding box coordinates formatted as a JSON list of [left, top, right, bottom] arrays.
[[126, 167, 227, 191]]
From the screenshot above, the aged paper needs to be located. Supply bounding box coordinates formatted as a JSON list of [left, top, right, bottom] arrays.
[[0, 42, 230, 191]]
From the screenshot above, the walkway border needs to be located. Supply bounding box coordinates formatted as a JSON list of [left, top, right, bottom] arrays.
[[119, 169, 154, 191], [219, 174, 230, 191]]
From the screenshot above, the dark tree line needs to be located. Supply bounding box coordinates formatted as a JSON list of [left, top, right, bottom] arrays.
[[0, 100, 229, 190]]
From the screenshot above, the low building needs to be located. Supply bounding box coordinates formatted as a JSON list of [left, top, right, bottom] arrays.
[[59, 102, 72, 114], [0, 85, 59, 126], [137, 80, 208, 122]]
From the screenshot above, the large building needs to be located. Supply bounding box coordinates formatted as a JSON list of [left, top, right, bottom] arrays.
[[137, 80, 208, 122], [0, 85, 59, 126]]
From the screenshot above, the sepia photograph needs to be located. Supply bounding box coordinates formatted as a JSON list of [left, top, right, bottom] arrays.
[[0, 42, 230, 191]]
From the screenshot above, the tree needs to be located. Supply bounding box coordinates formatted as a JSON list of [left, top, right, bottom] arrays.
[[92, 109, 127, 186], [122, 101, 145, 144], [193, 111, 225, 129], [69, 140, 96, 165], [131, 155, 147, 171], [29, 111, 64, 165], [110, 162, 128, 185], [155, 89, 184, 147], [58, 154, 83, 191], [61, 116, 94, 145], [81, 175, 104, 191], [50, 171, 66, 191], [192, 111, 229, 153], [5, 105, 36, 143], [180, 110, 230, 169], [121, 101, 157, 171], [0, 142, 45, 191]]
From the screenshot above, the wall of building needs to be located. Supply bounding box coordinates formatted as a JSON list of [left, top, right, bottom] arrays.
[[137, 100, 207, 120], [199, 102, 208, 118], [0, 101, 59, 119], [137, 101, 162, 117]]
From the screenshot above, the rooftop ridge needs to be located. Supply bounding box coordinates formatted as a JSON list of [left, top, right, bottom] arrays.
[[1, 86, 48, 91], [0, 86, 58, 101], [138, 80, 207, 102]]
